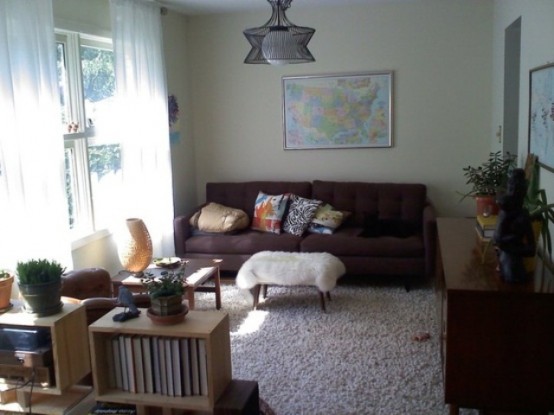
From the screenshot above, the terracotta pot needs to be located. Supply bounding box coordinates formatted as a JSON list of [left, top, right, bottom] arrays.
[[475, 195, 499, 217], [0, 275, 14, 311]]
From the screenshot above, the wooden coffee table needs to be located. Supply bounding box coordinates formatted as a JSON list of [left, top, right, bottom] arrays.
[[112, 258, 222, 310]]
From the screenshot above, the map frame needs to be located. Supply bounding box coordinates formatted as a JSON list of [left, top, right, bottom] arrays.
[[282, 71, 393, 150], [528, 62, 554, 172]]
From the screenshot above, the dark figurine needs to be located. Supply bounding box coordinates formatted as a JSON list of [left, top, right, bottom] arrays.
[[113, 286, 141, 322], [493, 168, 536, 283]]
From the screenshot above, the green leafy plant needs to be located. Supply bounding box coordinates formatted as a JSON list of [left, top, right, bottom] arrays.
[[16, 259, 65, 285], [141, 264, 187, 299], [460, 151, 516, 200], [524, 154, 554, 260]]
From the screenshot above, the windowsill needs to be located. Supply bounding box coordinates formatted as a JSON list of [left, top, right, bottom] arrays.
[[71, 228, 111, 250]]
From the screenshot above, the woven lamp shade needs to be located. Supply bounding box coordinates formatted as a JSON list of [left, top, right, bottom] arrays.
[[118, 218, 153, 274]]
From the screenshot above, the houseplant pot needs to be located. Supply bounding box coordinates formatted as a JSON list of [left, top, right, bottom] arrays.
[[142, 260, 188, 325], [16, 259, 65, 317], [460, 151, 516, 216], [0, 270, 14, 312]]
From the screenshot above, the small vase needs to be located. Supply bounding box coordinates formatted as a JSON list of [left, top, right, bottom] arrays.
[[118, 218, 153, 276]]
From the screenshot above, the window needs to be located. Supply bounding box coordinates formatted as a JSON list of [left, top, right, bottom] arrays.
[[56, 31, 121, 237]]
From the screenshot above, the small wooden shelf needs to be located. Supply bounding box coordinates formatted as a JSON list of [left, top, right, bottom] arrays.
[[0, 302, 90, 395], [88, 308, 232, 412], [0, 303, 92, 414]]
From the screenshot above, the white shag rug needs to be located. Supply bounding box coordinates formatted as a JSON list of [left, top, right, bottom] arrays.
[[192, 279, 479, 415]]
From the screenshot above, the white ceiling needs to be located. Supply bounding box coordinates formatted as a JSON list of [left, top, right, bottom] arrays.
[[160, 0, 410, 16]]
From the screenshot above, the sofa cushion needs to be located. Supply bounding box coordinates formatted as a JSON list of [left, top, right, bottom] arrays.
[[301, 233, 424, 257], [307, 204, 350, 234], [189, 202, 249, 233], [283, 195, 321, 236], [311, 180, 427, 230], [251, 192, 290, 234], [185, 230, 302, 255]]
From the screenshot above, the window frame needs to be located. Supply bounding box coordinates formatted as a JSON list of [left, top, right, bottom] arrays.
[[56, 30, 115, 240]]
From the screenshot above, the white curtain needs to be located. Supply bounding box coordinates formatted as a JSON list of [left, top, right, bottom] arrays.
[[110, 0, 175, 257], [0, 0, 72, 271]]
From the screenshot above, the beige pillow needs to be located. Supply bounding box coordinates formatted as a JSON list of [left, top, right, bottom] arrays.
[[190, 203, 249, 233]]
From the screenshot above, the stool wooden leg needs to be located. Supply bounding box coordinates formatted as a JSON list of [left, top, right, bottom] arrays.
[[319, 291, 327, 313], [252, 285, 261, 309], [214, 266, 222, 310]]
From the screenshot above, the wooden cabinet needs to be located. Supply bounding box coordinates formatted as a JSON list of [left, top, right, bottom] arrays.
[[88, 307, 232, 413], [437, 218, 554, 414], [0, 302, 92, 413]]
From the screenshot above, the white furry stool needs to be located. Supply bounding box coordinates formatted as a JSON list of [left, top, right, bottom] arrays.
[[236, 251, 346, 312]]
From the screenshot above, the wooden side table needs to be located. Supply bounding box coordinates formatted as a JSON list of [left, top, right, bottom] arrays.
[[112, 258, 222, 310]]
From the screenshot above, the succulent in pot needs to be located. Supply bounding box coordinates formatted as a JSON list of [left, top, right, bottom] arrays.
[[142, 260, 188, 324], [16, 258, 65, 316]]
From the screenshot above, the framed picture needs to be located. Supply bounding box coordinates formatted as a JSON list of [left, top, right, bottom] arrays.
[[528, 63, 554, 172], [282, 71, 393, 150]]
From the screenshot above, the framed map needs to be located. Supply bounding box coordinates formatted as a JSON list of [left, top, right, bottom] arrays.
[[529, 63, 554, 172], [282, 71, 393, 150]]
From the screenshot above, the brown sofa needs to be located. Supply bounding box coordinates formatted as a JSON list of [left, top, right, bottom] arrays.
[[174, 181, 437, 287]]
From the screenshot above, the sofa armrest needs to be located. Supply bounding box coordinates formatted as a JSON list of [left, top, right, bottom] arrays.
[[422, 201, 437, 279], [174, 203, 207, 256]]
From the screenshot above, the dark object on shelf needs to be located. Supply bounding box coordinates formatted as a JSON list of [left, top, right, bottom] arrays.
[[0, 326, 51, 351], [494, 168, 536, 283], [113, 286, 141, 322]]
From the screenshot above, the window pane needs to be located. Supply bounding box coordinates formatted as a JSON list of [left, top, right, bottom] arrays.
[[88, 143, 122, 230], [80, 44, 115, 129], [56, 42, 70, 128], [64, 147, 76, 229]]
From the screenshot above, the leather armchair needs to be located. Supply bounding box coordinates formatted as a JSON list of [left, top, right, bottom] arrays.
[[61, 267, 151, 325]]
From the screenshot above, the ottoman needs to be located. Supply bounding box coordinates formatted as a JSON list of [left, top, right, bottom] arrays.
[[236, 251, 346, 312]]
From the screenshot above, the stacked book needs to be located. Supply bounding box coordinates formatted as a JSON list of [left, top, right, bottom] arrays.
[[106, 334, 209, 397], [475, 214, 497, 241]]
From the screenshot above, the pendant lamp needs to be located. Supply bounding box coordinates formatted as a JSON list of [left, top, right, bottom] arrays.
[[244, 0, 315, 65]]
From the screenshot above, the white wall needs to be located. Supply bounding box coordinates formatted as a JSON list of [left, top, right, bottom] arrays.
[[491, 0, 554, 254], [185, 0, 494, 217]]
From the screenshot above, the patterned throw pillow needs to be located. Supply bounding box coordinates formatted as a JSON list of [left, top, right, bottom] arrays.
[[251, 192, 290, 234], [283, 195, 322, 236], [308, 204, 350, 234]]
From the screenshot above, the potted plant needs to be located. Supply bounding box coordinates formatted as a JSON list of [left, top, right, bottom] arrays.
[[16, 259, 65, 316], [523, 154, 554, 270], [142, 261, 188, 325], [460, 151, 517, 216], [0, 269, 15, 312]]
